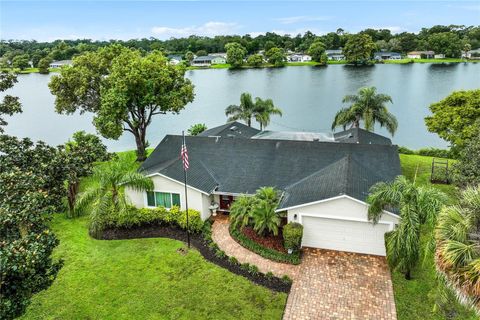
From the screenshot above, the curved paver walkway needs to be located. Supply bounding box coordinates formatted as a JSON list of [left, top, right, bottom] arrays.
[[212, 219, 299, 279], [212, 219, 397, 320]]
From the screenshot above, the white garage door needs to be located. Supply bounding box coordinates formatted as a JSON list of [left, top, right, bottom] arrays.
[[301, 216, 390, 256]]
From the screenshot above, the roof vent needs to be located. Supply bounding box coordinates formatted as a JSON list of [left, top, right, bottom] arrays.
[[313, 138, 320, 142], [230, 126, 238, 131]]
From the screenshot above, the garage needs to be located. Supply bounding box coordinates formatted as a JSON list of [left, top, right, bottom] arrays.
[[301, 215, 391, 256], [285, 196, 399, 256]]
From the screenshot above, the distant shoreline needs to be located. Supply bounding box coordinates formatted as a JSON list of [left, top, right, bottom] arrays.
[[3, 58, 477, 75]]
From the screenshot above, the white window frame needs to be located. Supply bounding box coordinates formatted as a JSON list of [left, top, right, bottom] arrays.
[[145, 191, 181, 209]]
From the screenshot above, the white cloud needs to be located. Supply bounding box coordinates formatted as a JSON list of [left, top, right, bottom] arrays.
[[274, 16, 332, 25], [151, 21, 240, 38]]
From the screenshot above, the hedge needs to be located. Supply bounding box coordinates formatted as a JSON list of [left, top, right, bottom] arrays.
[[398, 146, 455, 159], [282, 222, 303, 252], [229, 224, 301, 265], [112, 206, 204, 233]]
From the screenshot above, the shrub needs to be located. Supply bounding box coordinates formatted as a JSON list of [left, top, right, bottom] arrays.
[[228, 256, 239, 265], [229, 224, 301, 264], [240, 262, 251, 271], [283, 222, 303, 252], [265, 271, 275, 279], [248, 264, 259, 275], [177, 208, 203, 232], [215, 249, 226, 259], [398, 146, 454, 159], [281, 275, 293, 284]]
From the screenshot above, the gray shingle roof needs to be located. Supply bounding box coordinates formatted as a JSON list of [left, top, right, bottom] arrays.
[[197, 121, 260, 139], [141, 129, 401, 208], [333, 128, 392, 145]]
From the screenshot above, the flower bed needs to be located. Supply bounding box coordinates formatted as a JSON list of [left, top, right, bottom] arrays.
[[98, 220, 292, 293], [229, 224, 301, 265], [241, 226, 287, 253]]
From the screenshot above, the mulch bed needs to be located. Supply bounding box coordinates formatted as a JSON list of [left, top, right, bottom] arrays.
[[241, 226, 287, 253], [99, 223, 291, 293]]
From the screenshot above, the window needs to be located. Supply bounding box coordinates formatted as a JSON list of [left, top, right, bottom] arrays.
[[146, 191, 181, 208]]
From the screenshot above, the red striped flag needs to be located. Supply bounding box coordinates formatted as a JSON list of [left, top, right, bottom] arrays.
[[181, 142, 189, 171]]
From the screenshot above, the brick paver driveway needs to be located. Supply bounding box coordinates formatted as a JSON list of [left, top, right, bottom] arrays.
[[283, 248, 397, 320], [212, 220, 397, 320]]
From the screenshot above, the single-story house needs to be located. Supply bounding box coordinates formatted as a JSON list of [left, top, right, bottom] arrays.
[[325, 49, 345, 61], [287, 54, 312, 62], [191, 55, 226, 66], [49, 60, 72, 68], [373, 52, 402, 60], [434, 54, 446, 59], [407, 51, 435, 59], [462, 48, 480, 59], [167, 55, 183, 65], [126, 122, 401, 256]]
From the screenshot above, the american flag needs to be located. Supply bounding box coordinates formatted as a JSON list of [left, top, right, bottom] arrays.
[[181, 140, 189, 171]]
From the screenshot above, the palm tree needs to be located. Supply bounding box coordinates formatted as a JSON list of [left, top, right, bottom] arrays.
[[252, 187, 281, 236], [229, 195, 256, 229], [254, 97, 282, 130], [367, 176, 447, 279], [436, 186, 480, 312], [225, 92, 256, 126], [331, 86, 398, 136], [75, 156, 153, 237]]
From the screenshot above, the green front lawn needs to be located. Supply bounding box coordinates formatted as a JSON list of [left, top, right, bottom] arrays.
[[393, 154, 477, 320], [20, 215, 287, 320]]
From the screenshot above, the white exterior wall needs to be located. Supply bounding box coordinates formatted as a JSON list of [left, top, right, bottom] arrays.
[[125, 174, 213, 220], [285, 195, 400, 256]]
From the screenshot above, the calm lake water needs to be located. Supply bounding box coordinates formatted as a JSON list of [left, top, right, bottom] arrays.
[[3, 63, 480, 151]]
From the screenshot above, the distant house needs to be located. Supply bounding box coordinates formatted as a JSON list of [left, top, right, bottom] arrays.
[[211, 56, 227, 64], [373, 52, 402, 60], [287, 54, 312, 62], [325, 49, 345, 61], [210, 53, 227, 59], [167, 55, 183, 65], [434, 54, 445, 59], [462, 48, 480, 59], [49, 60, 72, 68], [191, 55, 226, 67], [407, 51, 435, 59]]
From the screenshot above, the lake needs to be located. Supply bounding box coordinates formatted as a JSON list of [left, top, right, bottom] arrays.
[[3, 63, 480, 151]]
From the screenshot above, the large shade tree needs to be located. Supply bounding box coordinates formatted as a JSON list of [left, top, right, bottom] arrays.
[[343, 34, 376, 65], [49, 45, 195, 161], [436, 186, 480, 313], [425, 89, 480, 149], [367, 176, 447, 279], [0, 135, 65, 319], [0, 71, 22, 133], [331, 86, 398, 136]]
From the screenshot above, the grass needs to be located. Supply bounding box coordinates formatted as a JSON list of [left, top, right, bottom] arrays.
[[20, 215, 287, 320], [393, 154, 477, 320], [1, 67, 61, 74]]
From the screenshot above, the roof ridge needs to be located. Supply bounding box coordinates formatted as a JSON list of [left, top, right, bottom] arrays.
[[284, 156, 349, 191]]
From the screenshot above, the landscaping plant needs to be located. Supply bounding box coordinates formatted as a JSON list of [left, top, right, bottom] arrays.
[[435, 185, 480, 313], [367, 175, 448, 279], [252, 187, 281, 236], [283, 222, 304, 252], [75, 156, 154, 237]]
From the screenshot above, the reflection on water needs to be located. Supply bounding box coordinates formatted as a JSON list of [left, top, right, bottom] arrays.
[[2, 63, 480, 151]]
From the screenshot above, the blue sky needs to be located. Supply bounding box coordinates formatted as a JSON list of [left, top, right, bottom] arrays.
[[1, 1, 479, 41]]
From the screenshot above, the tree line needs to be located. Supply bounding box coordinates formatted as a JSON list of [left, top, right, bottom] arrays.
[[1, 24, 479, 70]]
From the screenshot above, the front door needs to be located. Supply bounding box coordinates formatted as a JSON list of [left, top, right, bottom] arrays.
[[219, 195, 234, 211]]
